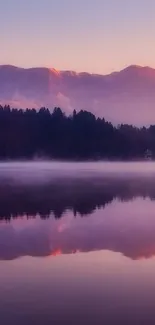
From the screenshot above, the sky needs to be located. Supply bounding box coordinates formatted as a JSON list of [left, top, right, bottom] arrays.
[[0, 0, 155, 74]]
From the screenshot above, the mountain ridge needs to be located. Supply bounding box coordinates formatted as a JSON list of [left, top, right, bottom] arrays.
[[1, 64, 155, 76], [0, 64, 155, 125]]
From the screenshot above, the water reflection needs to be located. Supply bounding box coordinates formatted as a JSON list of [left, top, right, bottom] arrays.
[[1, 176, 155, 260], [1, 164, 155, 325], [1, 175, 155, 219]]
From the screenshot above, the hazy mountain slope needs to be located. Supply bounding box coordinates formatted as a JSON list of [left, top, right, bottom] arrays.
[[0, 64, 155, 125]]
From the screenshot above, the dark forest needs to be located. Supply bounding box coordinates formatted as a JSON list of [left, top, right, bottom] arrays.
[[0, 105, 154, 160]]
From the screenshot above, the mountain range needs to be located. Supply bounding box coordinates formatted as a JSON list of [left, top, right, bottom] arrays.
[[0, 64, 155, 125]]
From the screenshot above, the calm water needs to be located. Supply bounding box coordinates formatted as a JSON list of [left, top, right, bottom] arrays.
[[1, 162, 155, 325]]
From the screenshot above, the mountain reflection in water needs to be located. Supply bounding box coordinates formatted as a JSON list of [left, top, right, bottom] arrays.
[[2, 163, 155, 325], [1, 171, 155, 261]]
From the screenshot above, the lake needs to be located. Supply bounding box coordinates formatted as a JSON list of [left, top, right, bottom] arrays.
[[1, 162, 155, 325]]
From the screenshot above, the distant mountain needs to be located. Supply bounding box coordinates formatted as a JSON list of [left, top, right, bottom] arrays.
[[0, 64, 155, 125]]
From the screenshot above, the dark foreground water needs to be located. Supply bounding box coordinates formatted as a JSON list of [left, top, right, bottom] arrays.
[[1, 162, 155, 325]]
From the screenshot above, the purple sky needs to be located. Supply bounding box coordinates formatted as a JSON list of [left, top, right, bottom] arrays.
[[0, 0, 155, 74]]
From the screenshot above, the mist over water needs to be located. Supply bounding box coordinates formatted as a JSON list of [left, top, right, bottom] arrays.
[[0, 161, 155, 183], [1, 162, 155, 325]]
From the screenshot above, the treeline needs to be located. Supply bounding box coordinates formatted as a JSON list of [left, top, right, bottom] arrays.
[[0, 105, 155, 159]]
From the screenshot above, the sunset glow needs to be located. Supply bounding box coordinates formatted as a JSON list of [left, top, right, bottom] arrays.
[[51, 249, 62, 257], [49, 68, 61, 76], [1, 0, 155, 74]]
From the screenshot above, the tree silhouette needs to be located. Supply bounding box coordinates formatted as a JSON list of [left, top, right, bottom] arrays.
[[0, 105, 154, 159]]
